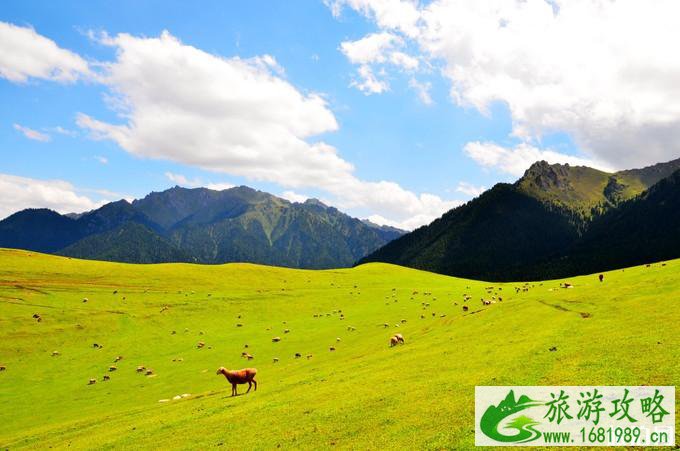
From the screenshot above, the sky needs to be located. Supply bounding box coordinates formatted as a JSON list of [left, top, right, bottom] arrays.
[[2, 0, 680, 229]]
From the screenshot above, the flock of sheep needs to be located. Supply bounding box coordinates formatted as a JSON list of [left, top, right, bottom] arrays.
[[0, 272, 616, 396]]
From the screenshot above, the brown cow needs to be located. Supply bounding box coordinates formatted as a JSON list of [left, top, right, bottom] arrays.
[[389, 336, 399, 347], [216, 367, 257, 396]]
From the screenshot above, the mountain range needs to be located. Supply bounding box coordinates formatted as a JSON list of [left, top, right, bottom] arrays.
[[360, 157, 680, 281], [4, 157, 680, 278], [0, 186, 404, 268]]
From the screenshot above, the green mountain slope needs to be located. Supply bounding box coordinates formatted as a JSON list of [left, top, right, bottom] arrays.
[[0, 249, 677, 449], [361, 158, 680, 280], [59, 222, 193, 264]]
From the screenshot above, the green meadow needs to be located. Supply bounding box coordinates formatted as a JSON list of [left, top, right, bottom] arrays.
[[0, 248, 678, 449]]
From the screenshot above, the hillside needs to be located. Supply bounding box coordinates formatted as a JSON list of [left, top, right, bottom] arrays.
[[0, 186, 403, 269], [0, 249, 678, 448], [361, 158, 680, 280]]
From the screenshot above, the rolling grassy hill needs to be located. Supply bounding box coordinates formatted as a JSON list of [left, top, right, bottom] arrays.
[[0, 249, 678, 449]]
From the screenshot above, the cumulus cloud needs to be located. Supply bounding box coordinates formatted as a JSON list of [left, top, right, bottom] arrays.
[[464, 141, 613, 177], [455, 181, 486, 197], [0, 21, 90, 83], [13, 123, 50, 142], [75, 30, 456, 229], [0, 173, 106, 219], [331, 0, 680, 169]]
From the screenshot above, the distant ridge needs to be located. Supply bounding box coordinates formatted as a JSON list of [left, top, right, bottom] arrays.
[[0, 185, 404, 268]]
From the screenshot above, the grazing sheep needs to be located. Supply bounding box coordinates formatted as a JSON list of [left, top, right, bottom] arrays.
[[295, 353, 302, 359], [103, 375, 110, 381], [272, 337, 281, 342], [145, 369, 154, 376], [197, 341, 205, 349], [306, 354, 313, 360], [114, 355, 123, 362], [389, 336, 399, 347], [217, 367, 257, 396], [329, 346, 336, 351], [93, 343, 102, 349], [136, 366, 145, 373], [109, 366, 117, 372], [394, 333, 404, 344], [400, 319, 407, 323], [0, 365, 6, 371], [336, 337, 341, 342], [171, 330, 176, 335], [244, 353, 254, 360], [236, 323, 243, 327], [88, 378, 96, 385], [463, 305, 469, 312], [284, 329, 290, 334], [52, 351, 60, 357], [383, 323, 389, 328], [598, 274, 604, 282], [273, 358, 279, 363]]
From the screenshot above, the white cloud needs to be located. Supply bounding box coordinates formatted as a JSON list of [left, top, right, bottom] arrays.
[[164, 172, 234, 191], [0, 173, 106, 219], [464, 141, 613, 177], [331, 0, 680, 169], [75, 30, 455, 229], [280, 191, 309, 203], [94, 156, 108, 164], [340, 32, 400, 65], [164, 171, 202, 187], [340, 31, 419, 95], [408, 78, 432, 105], [327, 0, 421, 37], [206, 182, 236, 191], [455, 181, 486, 197], [350, 64, 390, 94], [389, 51, 419, 70], [49, 126, 78, 137], [13, 123, 50, 142], [0, 21, 90, 83]]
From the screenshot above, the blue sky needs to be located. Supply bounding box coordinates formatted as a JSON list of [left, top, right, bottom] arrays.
[[2, 1, 678, 228]]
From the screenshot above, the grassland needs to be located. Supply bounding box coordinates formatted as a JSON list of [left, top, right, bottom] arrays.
[[0, 248, 678, 449]]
